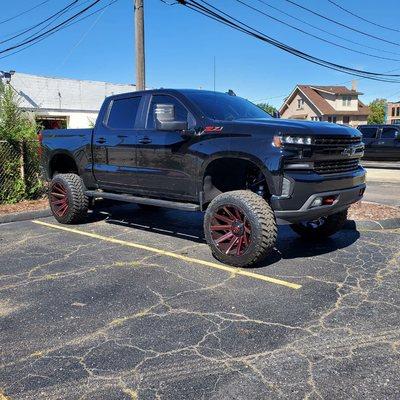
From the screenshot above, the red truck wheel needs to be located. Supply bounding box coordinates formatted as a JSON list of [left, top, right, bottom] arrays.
[[204, 190, 277, 267], [49, 173, 89, 224]]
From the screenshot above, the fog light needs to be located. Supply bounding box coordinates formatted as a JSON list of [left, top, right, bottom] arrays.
[[310, 197, 322, 208]]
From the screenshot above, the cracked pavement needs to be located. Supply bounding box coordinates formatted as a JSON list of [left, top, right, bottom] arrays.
[[0, 204, 399, 399]]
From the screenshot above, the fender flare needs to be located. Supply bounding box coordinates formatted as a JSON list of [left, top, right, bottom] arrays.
[[198, 152, 277, 200]]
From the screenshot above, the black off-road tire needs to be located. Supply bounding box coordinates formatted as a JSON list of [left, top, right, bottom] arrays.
[[290, 209, 348, 239], [204, 190, 277, 267], [48, 173, 89, 224]]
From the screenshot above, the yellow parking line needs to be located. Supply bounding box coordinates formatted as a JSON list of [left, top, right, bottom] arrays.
[[33, 220, 302, 290]]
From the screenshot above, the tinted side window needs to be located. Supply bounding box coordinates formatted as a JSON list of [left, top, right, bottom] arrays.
[[381, 127, 399, 139], [147, 95, 193, 129], [107, 97, 141, 129], [359, 127, 377, 139]]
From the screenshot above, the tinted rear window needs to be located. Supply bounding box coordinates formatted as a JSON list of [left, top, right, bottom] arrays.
[[107, 97, 141, 129]]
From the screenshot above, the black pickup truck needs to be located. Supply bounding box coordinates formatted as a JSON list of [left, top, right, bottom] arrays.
[[40, 89, 366, 267], [357, 124, 400, 161]]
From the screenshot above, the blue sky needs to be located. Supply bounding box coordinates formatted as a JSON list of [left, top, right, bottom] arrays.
[[2, 0, 400, 108]]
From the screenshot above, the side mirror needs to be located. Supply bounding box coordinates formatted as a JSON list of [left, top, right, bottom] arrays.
[[155, 103, 188, 131]]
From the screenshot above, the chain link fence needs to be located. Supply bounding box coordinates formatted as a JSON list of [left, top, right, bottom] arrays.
[[0, 140, 47, 204]]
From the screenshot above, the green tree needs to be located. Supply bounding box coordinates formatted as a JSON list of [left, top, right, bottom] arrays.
[[367, 98, 387, 125], [0, 81, 37, 142], [0, 81, 41, 203], [257, 102, 278, 116]]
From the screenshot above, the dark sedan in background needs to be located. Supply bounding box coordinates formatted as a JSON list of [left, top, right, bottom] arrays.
[[357, 124, 400, 161]]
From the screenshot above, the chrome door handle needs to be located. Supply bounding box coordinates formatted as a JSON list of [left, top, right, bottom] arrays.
[[139, 137, 152, 144], [96, 137, 106, 144]]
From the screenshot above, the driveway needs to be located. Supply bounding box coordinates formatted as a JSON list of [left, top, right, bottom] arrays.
[[363, 168, 400, 207], [0, 204, 399, 399]]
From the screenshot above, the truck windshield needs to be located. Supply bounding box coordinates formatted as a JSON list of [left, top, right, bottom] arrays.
[[186, 92, 272, 121]]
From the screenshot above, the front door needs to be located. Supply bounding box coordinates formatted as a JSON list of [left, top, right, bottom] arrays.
[[135, 94, 198, 201], [92, 95, 142, 189], [377, 126, 400, 160]]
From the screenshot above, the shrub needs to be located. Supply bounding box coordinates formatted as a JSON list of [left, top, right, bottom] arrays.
[[0, 81, 43, 204]]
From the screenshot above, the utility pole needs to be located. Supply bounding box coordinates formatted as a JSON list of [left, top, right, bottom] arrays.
[[134, 0, 145, 90]]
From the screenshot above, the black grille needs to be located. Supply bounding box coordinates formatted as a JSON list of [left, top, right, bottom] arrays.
[[314, 159, 360, 174], [314, 136, 362, 146]]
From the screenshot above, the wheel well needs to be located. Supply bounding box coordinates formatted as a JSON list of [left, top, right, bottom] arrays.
[[49, 154, 78, 177], [203, 158, 270, 203]]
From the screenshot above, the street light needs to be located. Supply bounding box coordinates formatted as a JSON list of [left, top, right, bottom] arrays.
[[0, 70, 15, 84]]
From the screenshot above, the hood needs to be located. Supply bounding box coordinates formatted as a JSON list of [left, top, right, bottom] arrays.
[[218, 118, 361, 138]]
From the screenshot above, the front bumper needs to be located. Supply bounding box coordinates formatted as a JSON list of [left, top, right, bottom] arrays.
[[271, 167, 366, 223]]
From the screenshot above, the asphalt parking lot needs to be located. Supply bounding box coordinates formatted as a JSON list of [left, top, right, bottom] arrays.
[[1, 204, 399, 399]]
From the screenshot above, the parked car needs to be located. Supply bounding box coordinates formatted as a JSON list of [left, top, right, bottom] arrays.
[[39, 89, 366, 267], [357, 124, 400, 161]]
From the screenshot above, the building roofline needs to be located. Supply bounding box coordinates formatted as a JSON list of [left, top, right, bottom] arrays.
[[279, 85, 323, 115], [13, 71, 136, 88]]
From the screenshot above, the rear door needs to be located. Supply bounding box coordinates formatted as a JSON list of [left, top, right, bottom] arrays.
[[377, 126, 400, 160], [358, 126, 379, 159], [92, 94, 143, 189], [135, 93, 198, 200]]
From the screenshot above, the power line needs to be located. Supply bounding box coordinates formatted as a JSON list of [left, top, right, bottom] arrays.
[[254, 0, 400, 57], [234, 0, 400, 62], [283, 0, 400, 48], [0, 0, 102, 56], [327, 0, 400, 34], [57, 6, 107, 70], [253, 94, 288, 102], [0, 0, 93, 41], [0, 0, 52, 25], [0, 0, 119, 60], [177, 0, 400, 82], [0, 1, 80, 45]]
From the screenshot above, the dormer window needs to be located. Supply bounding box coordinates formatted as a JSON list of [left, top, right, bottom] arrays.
[[342, 96, 352, 106], [297, 98, 304, 109]]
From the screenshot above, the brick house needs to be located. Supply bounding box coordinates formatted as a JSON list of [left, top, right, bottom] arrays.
[[387, 101, 400, 125], [279, 84, 370, 127]]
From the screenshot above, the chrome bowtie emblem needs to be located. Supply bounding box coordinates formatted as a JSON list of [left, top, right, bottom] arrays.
[[341, 147, 355, 156]]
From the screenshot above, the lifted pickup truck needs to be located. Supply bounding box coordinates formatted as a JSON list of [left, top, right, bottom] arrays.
[[40, 89, 366, 267]]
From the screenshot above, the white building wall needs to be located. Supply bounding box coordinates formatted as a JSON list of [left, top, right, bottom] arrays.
[[9, 72, 136, 128]]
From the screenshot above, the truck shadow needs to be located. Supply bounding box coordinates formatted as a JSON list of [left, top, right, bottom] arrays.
[[90, 202, 360, 267]]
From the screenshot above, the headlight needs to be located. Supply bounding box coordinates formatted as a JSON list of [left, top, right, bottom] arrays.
[[273, 135, 313, 147]]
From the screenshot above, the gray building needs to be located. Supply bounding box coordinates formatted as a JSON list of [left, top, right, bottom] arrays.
[[4, 72, 136, 129]]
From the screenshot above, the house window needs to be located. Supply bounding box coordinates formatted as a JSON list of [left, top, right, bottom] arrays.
[[297, 98, 304, 109], [342, 96, 351, 106], [328, 116, 337, 123], [397, 107, 400, 117], [392, 107, 396, 117], [343, 115, 350, 125], [310, 116, 320, 121]]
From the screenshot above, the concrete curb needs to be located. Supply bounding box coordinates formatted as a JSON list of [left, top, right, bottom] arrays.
[[344, 218, 400, 231], [0, 208, 52, 224]]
